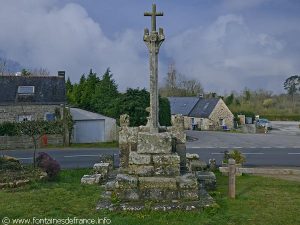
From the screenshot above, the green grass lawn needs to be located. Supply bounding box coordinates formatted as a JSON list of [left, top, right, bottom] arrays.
[[0, 169, 299, 225]]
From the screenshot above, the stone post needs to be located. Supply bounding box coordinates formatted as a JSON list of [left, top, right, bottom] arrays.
[[228, 158, 236, 199]]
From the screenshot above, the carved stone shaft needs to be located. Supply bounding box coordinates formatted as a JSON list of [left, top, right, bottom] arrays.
[[144, 4, 165, 133]]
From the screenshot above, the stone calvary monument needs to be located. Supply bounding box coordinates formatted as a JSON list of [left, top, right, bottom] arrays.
[[97, 4, 215, 211]]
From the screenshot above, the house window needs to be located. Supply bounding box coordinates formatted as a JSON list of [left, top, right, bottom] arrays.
[[190, 117, 195, 124], [219, 119, 225, 126], [18, 86, 35, 95], [18, 115, 32, 122], [44, 112, 56, 121]]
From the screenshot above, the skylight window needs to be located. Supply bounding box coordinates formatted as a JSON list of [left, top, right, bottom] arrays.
[[18, 86, 35, 94], [203, 103, 209, 110]]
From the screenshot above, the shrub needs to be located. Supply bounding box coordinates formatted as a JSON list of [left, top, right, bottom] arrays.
[[0, 122, 18, 136], [36, 152, 60, 179], [0, 156, 22, 171], [223, 150, 246, 165]]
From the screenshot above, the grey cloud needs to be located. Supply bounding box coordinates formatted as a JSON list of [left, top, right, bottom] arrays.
[[0, 0, 149, 91], [164, 14, 295, 93]]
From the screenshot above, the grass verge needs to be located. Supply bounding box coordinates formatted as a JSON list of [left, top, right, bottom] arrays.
[[0, 169, 299, 225]]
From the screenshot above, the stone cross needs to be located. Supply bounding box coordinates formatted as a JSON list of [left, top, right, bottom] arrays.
[[144, 4, 163, 32], [144, 4, 165, 133]]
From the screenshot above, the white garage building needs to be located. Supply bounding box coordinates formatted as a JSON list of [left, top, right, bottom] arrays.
[[70, 108, 117, 143]]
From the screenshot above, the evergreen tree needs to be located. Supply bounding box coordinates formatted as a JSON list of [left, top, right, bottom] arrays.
[[92, 68, 119, 116]]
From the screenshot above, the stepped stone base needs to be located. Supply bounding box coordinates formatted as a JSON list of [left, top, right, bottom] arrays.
[[97, 188, 215, 211], [97, 114, 215, 211]]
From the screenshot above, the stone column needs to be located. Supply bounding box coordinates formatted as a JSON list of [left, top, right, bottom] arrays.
[[144, 4, 165, 133]]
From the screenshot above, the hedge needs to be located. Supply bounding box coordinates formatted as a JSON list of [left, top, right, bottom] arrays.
[[260, 114, 300, 121], [0, 121, 64, 136]]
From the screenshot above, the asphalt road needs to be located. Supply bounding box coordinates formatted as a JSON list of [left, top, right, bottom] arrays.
[[1, 146, 299, 168], [0, 148, 119, 169], [1, 130, 300, 168]]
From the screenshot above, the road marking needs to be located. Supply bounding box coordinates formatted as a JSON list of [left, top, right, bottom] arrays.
[[243, 153, 265, 155], [288, 153, 300, 155], [17, 157, 32, 160], [64, 155, 100, 158]]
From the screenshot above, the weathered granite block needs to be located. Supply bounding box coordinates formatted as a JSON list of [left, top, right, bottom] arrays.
[[186, 153, 200, 160], [105, 181, 116, 191], [141, 189, 179, 201], [175, 143, 187, 173], [139, 177, 177, 190], [115, 189, 140, 201], [119, 143, 130, 168], [137, 132, 172, 154], [81, 174, 102, 185], [189, 160, 207, 172], [129, 152, 151, 165], [93, 163, 110, 176], [196, 171, 217, 191], [180, 190, 199, 200], [176, 174, 198, 190], [119, 127, 139, 168], [154, 164, 180, 176], [119, 127, 138, 145], [115, 174, 138, 189], [128, 165, 154, 176], [153, 154, 180, 165]]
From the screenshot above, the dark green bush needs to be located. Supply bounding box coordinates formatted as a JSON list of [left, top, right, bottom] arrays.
[[0, 122, 19, 136]]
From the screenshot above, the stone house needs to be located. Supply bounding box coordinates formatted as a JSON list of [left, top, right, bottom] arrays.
[[0, 72, 66, 123], [168, 97, 234, 130]]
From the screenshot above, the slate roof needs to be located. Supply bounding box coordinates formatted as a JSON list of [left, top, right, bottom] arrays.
[[189, 98, 220, 118], [0, 76, 66, 105], [70, 108, 113, 121], [168, 97, 220, 118], [168, 97, 200, 116]]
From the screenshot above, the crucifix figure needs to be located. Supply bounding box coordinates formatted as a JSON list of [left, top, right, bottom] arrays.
[[144, 4, 165, 133]]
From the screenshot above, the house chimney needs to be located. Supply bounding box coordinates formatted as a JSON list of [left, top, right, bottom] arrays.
[[58, 71, 65, 78]]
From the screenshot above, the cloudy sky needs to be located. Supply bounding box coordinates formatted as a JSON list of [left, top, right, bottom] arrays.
[[0, 0, 299, 94]]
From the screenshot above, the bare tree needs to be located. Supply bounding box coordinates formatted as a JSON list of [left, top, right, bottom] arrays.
[[0, 58, 7, 76], [160, 63, 204, 97], [30, 68, 50, 76]]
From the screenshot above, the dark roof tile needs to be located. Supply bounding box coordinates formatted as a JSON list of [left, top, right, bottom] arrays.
[[0, 76, 66, 105]]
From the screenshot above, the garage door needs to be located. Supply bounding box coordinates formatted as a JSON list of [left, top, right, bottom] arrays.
[[73, 120, 105, 143]]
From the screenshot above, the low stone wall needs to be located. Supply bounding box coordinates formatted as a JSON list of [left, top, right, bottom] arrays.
[[219, 167, 300, 176], [0, 134, 63, 150]]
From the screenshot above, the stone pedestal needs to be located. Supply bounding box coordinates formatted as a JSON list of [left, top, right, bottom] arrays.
[[98, 115, 215, 211]]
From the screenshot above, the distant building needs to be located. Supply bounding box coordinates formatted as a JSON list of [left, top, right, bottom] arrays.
[[168, 97, 234, 130], [70, 108, 117, 143], [0, 72, 66, 123]]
